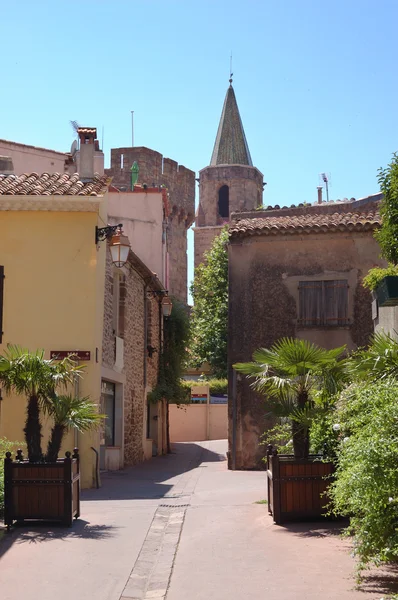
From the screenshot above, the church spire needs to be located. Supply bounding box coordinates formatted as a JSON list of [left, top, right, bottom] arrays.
[[210, 82, 253, 167]]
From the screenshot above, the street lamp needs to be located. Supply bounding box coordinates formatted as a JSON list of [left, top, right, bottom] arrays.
[[161, 295, 173, 318], [95, 224, 131, 268]]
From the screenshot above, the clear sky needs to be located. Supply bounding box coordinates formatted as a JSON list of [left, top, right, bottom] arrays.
[[2, 0, 398, 299]]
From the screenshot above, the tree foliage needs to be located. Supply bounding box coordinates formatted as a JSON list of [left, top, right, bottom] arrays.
[[190, 228, 228, 378], [375, 152, 398, 264], [149, 298, 190, 406]]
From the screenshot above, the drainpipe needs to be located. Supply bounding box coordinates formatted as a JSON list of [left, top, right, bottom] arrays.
[[231, 369, 237, 470], [144, 284, 148, 387]]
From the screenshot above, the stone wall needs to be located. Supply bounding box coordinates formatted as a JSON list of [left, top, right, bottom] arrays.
[[105, 147, 195, 303], [194, 164, 263, 266], [193, 225, 223, 269], [197, 165, 263, 228], [228, 230, 383, 470], [102, 252, 161, 466]]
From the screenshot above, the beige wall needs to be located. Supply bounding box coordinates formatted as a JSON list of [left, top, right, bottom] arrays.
[[169, 404, 228, 442], [0, 198, 107, 488], [0, 139, 68, 174], [108, 191, 165, 286]]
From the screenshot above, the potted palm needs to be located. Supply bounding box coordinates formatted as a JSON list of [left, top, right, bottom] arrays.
[[0, 345, 102, 528], [234, 337, 347, 524]]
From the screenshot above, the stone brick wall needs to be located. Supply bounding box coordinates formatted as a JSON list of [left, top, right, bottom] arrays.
[[105, 147, 195, 303], [194, 165, 263, 266], [102, 252, 161, 466], [193, 225, 223, 269]]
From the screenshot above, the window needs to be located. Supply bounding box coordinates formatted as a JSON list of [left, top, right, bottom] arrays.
[[298, 280, 349, 327], [100, 381, 116, 446], [0, 266, 4, 343], [218, 185, 229, 218]]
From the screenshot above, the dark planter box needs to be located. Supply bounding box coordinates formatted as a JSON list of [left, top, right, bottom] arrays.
[[376, 276, 398, 307], [4, 449, 80, 530], [266, 446, 334, 525]]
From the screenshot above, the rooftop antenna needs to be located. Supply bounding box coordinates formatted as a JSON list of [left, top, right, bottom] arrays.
[[131, 111, 134, 147], [319, 172, 331, 202], [229, 52, 233, 84], [70, 120, 80, 148]]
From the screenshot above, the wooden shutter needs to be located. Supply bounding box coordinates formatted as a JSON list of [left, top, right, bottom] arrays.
[[0, 266, 4, 343], [299, 281, 323, 326], [324, 280, 348, 325]]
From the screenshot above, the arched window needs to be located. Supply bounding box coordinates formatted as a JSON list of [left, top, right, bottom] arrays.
[[218, 185, 229, 218]]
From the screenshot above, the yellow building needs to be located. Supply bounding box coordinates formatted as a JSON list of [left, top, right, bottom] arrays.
[[0, 166, 109, 488]]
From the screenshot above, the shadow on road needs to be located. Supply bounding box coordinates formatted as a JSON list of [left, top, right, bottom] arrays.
[[83, 441, 226, 501], [0, 520, 116, 560]]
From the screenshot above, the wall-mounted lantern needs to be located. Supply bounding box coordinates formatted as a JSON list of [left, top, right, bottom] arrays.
[[161, 295, 173, 318], [95, 223, 131, 268]]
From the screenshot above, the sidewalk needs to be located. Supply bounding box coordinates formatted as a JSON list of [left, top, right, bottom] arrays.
[[0, 441, 395, 599]]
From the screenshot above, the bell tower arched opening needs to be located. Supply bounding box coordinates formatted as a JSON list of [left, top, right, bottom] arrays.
[[218, 185, 229, 219]]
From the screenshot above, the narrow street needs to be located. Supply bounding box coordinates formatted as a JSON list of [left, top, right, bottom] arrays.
[[0, 441, 391, 599]]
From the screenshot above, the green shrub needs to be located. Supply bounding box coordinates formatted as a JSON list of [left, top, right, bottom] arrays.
[[328, 380, 398, 571], [180, 378, 228, 398], [0, 438, 24, 517], [363, 264, 398, 291]]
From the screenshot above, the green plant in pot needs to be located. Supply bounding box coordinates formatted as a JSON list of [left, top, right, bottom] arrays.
[[234, 337, 347, 459], [0, 345, 82, 462], [45, 394, 104, 462], [364, 152, 398, 305]]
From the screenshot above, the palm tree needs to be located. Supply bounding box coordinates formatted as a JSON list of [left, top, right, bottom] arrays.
[[349, 331, 398, 381], [45, 395, 104, 462], [234, 338, 347, 459], [0, 345, 81, 462]]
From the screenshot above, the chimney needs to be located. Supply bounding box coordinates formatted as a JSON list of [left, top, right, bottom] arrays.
[[77, 127, 97, 180], [0, 156, 14, 175], [317, 186, 323, 204]]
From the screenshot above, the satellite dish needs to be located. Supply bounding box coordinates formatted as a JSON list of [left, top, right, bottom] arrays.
[[70, 140, 78, 156]]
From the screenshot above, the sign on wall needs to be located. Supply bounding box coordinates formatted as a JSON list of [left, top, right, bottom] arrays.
[[50, 350, 91, 361]]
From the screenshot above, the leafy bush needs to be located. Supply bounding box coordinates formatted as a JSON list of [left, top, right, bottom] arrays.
[[179, 378, 228, 400], [0, 438, 24, 517], [363, 264, 398, 291], [328, 380, 398, 570], [260, 421, 293, 455]]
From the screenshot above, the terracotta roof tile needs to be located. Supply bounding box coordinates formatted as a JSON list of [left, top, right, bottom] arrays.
[[229, 208, 381, 238], [0, 173, 109, 196]]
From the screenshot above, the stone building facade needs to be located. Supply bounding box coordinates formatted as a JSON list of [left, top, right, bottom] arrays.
[[105, 147, 195, 302], [227, 196, 384, 470], [194, 82, 264, 268], [101, 248, 167, 470]]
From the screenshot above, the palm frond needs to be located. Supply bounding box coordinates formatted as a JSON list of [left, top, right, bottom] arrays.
[[48, 394, 104, 432]]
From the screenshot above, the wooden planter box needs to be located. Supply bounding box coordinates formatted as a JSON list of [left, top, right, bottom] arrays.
[[376, 276, 398, 307], [266, 445, 334, 525], [4, 449, 80, 530]]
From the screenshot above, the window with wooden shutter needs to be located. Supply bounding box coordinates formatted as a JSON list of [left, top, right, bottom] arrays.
[[298, 280, 348, 327], [0, 266, 4, 343]]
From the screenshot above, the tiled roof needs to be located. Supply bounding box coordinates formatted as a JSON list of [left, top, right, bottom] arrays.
[[229, 207, 381, 238], [210, 85, 253, 167], [0, 173, 109, 196], [77, 127, 97, 135]]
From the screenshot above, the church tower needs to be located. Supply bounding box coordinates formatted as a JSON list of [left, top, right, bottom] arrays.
[[194, 80, 264, 268]]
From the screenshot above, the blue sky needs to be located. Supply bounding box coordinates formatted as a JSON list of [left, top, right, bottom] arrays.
[[2, 0, 398, 297]]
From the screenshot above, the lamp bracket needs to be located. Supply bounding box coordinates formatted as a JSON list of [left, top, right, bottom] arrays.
[[95, 223, 123, 244], [147, 290, 168, 298]]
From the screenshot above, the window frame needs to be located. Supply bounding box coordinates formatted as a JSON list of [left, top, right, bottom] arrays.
[[298, 279, 349, 328]]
